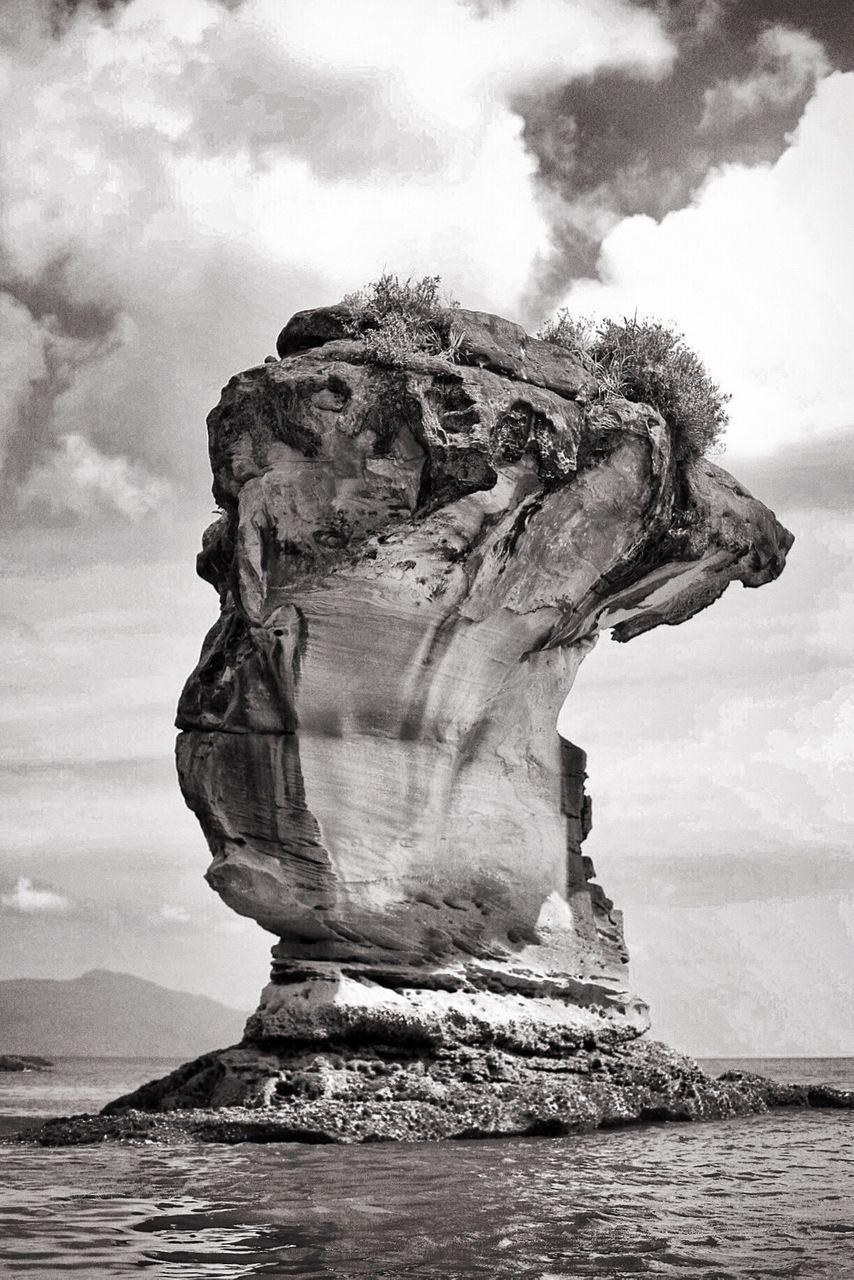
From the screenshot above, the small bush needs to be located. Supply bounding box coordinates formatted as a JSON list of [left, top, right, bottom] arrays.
[[343, 273, 460, 366], [539, 311, 729, 460]]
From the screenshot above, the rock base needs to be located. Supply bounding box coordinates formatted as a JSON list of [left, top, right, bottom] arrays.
[[14, 1038, 853, 1147]]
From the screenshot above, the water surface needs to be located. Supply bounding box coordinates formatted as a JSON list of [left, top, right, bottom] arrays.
[[1, 1056, 851, 1279]]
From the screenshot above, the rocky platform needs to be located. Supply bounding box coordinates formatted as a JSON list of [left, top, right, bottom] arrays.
[[13, 1039, 853, 1147], [15, 302, 799, 1145]]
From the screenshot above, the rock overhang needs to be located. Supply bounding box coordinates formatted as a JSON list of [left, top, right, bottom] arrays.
[[174, 301, 792, 1055], [32, 301, 810, 1137], [207, 308, 791, 636]]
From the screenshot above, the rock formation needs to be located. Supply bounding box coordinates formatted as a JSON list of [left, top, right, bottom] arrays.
[[80, 303, 812, 1142]]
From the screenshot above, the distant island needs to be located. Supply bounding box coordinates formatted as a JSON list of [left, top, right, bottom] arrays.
[[0, 970, 247, 1058], [0, 1054, 52, 1072]]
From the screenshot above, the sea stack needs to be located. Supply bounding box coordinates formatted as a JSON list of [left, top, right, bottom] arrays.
[[105, 304, 796, 1140]]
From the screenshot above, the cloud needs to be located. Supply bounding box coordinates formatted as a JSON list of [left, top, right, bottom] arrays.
[[700, 26, 829, 132], [560, 72, 854, 454], [681, 0, 724, 40], [556, 490, 854, 1052], [185, 0, 675, 175], [735, 429, 854, 512], [0, 0, 849, 1050], [0, 0, 674, 526], [0, 614, 40, 644], [0, 286, 165, 522], [561, 501, 854, 862], [608, 852, 854, 910], [516, 8, 839, 315], [0, 295, 48, 474], [19, 431, 170, 520], [631, 891, 854, 1055], [0, 554, 216, 769], [1, 876, 73, 914], [156, 903, 192, 924]]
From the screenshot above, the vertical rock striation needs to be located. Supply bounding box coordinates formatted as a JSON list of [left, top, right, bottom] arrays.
[[102, 305, 798, 1139]]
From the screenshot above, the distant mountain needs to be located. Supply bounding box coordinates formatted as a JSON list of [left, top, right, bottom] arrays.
[[0, 969, 247, 1058]]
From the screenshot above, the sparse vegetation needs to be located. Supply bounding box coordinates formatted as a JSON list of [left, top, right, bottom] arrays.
[[341, 281, 728, 459], [539, 311, 729, 460], [343, 273, 461, 366]]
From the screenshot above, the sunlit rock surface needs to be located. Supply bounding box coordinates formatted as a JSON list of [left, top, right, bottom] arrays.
[[99, 304, 796, 1137]]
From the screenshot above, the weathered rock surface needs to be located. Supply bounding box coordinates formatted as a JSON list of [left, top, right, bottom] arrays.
[[23, 302, 794, 1144], [14, 1041, 852, 1147]]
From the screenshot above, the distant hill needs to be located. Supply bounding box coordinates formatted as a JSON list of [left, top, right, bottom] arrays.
[[0, 970, 247, 1058]]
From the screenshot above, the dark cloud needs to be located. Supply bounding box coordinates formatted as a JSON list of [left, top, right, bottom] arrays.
[[518, 0, 850, 315], [717, 0, 854, 57], [2, 260, 120, 343], [0, 273, 125, 509], [44, 0, 129, 39]]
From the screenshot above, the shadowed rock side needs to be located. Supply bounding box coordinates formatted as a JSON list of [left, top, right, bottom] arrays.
[[22, 304, 798, 1145]]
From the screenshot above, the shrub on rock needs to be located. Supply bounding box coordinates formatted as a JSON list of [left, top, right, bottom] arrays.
[[539, 311, 729, 460], [343, 272, 460, 365]]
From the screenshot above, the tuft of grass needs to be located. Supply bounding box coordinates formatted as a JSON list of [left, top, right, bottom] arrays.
[[343, 273, 461, 366], [539, 311, 729, 460]]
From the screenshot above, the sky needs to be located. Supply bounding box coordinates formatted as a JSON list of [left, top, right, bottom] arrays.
[[0, 0, 852, 1054]]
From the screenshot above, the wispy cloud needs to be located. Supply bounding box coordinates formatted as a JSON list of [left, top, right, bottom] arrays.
[[20, 432, 170, 521], [155, 904, 192, 925], [1, 876, 73, 914], [736, 430, 854, 512], [700, 26, 829, 132]]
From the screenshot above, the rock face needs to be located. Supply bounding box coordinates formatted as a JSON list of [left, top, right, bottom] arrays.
[[104, 304, 794, 1137]]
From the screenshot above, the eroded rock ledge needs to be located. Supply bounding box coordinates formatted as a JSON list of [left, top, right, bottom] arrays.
[[20, 303, 798, 1145], [17, 1041, 854, 1147]]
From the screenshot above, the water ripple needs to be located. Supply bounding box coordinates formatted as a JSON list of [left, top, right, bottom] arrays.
[[1, 1109, 853, 1278]]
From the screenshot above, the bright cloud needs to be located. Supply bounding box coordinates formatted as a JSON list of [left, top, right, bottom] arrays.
[[20, 432, 170, 521], [561, 72, 854, 455], [700, 25, 829, 132], [0, 0, 674, 523], [156, 904, 192, 924], [1, 877, 73, 914]]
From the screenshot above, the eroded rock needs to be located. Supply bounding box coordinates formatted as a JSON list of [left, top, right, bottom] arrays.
[[16, 1040, 852, 1147], [100, 304, 793, 1137]]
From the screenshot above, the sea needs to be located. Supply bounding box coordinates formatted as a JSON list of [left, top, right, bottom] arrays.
[[0, 1056, 852, 1280]]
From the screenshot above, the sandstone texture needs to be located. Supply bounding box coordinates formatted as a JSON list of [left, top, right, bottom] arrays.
[[25, 303, 798, 1145]]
